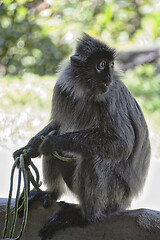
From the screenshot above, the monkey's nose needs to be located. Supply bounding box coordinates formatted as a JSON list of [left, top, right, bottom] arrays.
[[106, 78, 112, 86]]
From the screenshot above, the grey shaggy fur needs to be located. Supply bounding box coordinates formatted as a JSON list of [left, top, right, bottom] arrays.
[[13, 33, 151, 238]]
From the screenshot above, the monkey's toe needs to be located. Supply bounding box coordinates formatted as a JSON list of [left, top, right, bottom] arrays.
[[39, 212, 61, 240]]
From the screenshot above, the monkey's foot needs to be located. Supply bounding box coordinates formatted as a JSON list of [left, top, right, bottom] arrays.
[[18, 190, 57, 217], [39, 202, 88, 240]]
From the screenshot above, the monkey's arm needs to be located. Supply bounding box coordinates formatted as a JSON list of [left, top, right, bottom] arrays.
[[13, 121, 58, 161], [39, 128, 132, 161]]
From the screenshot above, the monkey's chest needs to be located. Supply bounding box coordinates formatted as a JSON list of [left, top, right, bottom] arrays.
[[58, 104, 101, 134], [53, 93, 107, 134]]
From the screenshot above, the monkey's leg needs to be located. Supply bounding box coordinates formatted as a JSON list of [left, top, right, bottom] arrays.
[[42, 155, 66, 199], [19, 154, 64, 217], [38, 200, 120, 240], [39, 202, 88, 240]]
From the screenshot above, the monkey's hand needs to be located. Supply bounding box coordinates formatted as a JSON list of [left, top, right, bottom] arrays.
[[39, 129, 93, 157], [39, 131, 60, 156], [13, 144, 39, 167]]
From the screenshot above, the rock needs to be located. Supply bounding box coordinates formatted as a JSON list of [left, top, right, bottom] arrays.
[[0, 198, 160, 240]]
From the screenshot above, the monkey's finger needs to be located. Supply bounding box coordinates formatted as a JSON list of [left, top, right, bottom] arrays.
[[39, 140, 53, 156]]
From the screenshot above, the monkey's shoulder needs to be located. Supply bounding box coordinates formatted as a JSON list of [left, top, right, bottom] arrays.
[[52, 75, 146, 132]]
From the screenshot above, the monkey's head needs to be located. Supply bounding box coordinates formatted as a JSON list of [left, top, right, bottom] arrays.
[[70, 33, 116, 95]]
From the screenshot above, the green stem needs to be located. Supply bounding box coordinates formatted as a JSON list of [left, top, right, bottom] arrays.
[[15, 154, 29, 240], [17, 190, 24, 213], [2, 158, 19, 238], [9, 168, 21, 238], [28, 169, 43, 193], [30, 161, 40, 184], [2, 152, 47, 240], [52, 151, 78, 162]]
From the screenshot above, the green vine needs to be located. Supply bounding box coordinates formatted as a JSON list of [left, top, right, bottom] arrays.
[[1, 135, 78, 239], [1, 154, 42, 240]]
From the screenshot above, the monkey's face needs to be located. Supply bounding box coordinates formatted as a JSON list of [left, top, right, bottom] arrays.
[[70, 33, 116, 96], [93, 57, 114, 93], [71, 53, 115, 95]]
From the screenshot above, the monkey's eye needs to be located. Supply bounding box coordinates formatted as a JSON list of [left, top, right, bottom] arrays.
[[110, 62, 114, 70], [96, 60, 106, 72]]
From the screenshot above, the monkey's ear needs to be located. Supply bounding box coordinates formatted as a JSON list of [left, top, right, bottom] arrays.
[[70, 55, 82, 66]]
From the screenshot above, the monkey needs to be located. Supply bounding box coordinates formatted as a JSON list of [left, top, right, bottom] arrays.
[[13, 33, 151, 240]]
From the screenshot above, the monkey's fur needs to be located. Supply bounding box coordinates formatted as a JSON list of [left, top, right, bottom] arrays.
[[13, 34, 151, 239]]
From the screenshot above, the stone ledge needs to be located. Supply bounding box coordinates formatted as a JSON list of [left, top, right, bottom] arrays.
[[0, 198, 160, 240]]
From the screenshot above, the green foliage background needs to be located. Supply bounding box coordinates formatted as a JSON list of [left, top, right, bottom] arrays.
[[1, 0, 160, 75], [0, 0, 160, 122]]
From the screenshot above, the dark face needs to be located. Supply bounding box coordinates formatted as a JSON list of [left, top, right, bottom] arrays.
[[70, 51, 115, 95], [94, 58, 114, 93]]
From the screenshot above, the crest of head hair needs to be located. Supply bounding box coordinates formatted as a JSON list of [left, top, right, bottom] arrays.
[[75, 33, 116, 61]]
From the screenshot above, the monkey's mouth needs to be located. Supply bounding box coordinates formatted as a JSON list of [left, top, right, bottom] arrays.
[[99, 82, 110, 92]]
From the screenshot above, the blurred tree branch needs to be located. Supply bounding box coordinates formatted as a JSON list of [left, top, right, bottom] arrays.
[[118, 47, 160, 71]]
